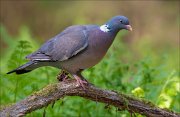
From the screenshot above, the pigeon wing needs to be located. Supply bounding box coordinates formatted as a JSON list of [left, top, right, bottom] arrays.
[[26, 25, 88, 61]]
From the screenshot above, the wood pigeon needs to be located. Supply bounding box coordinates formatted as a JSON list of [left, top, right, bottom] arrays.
[[7, 15, 132, 88]]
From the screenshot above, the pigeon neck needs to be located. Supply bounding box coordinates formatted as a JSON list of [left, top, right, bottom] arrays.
[[99, 24, 120, 35], [99, 24, 110, 33]]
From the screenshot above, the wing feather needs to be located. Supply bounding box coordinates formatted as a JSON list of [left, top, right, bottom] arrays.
[[26, 25, 88, 61]]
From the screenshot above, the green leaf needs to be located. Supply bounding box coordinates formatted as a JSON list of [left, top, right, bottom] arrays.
[[131, 87, 145, 98]]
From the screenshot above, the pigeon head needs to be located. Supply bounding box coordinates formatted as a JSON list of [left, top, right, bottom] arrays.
[[101, 16, 132, 33]]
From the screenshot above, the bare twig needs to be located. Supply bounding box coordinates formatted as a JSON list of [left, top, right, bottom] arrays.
[[0, 80, 179, 117]]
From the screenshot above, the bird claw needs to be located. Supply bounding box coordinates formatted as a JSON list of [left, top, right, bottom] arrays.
[[73, 75, 88, 90], [57, 71, 89, 90]]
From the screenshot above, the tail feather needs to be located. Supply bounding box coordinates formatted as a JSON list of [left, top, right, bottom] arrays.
[[7, 61, 36, 74], [7, 69, 32, 74]]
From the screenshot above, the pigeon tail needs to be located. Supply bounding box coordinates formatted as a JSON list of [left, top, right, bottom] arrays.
[[7, 61, 37, 74]]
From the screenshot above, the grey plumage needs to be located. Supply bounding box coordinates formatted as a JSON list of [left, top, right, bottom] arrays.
[[26, 25, 88, 61], [7, 61, 35, 74], [7, 16, 132, 88]]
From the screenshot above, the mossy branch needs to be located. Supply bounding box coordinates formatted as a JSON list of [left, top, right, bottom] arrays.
[[0, 80, 179, 117]]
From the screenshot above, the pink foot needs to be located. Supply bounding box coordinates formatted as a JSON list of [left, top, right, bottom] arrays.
[[73, 75, 88, 89]]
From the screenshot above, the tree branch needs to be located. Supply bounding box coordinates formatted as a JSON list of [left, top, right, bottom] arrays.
[[0, 80, 179, 117]]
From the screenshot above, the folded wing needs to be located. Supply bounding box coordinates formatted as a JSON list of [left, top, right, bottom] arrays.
[[26, 25, 88, 61]]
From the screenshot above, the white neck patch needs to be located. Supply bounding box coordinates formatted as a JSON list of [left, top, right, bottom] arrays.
[[100, 24, 110, 32]]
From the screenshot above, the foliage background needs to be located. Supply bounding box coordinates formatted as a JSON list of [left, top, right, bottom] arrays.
[[0, 1, 179, 117]]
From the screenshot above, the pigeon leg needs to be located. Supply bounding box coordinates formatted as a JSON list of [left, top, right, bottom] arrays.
[[76, 69, 89, 82], [62, 74, 69, 82], [73, 74, 88, 89]]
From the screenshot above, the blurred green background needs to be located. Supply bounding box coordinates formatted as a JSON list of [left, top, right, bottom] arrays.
[[0, 1, 179, 117]]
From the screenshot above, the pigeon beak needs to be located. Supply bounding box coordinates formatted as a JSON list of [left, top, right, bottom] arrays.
[[125, 25, 132, 31]]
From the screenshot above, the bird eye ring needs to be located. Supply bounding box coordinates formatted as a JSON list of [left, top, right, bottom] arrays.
[[120, 20, 123, 23]]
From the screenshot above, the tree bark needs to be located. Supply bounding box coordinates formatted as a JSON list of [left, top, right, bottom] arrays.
[[0, 80, 179, 117]]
